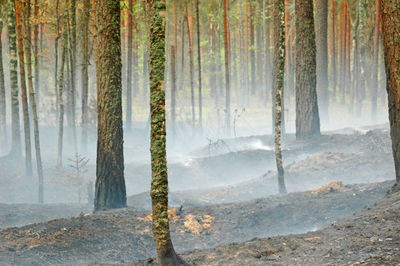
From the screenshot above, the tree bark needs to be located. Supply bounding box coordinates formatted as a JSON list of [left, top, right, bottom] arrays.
[[24, 0, 44, 203], [381, 0, 400, 183], [295, 0, 321, 139], [195, 0, 202, 131], [273, 0, 287, 194], [147, 1, 185, 265], [15, 0, 32, 176], [371, 0, 381, 122], [94, 0, 126, 211], [81, 0, 90, 150], [0, 16, 6, 148], [223, 0, 231, 136], [315, 0, 329, 122]]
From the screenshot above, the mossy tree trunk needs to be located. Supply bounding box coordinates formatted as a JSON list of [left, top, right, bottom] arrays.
[[94, 0, 126, 211], [295, 0, 321, 140], [273, 0, 287, 194], [15, 0, 32, 176], [147, 0, 185, 265], [381, 0, 400, 183]]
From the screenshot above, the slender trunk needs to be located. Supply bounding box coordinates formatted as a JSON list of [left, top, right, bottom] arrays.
[[371, 0, 381, 122], [54, 0, 60, 126], [330, 0, 336, 103], [265, 0, 272, 105], [67, 6, 77, 152], [223, 0, 230, 136], [295, 0, 321, 139], [81, 0, 90, 150], [34, 0, 39, 108], [315, 0, 329, 121], [0, 17, 6, 148], [185, 4, 195, 131], [24, 0, 44, 203], [170, 45, 177, 138], [94, 0, 126, 211], [126, 0, 133, 130], [273, 0, 287, 194], [15, 0, 32, 176], [249, 1, 256, 95], [8, 0, 21, 157], [195, 0, 202, 131], [244, 0, 249, 102], [147, 1, 185, 265], [57, 8, 68, 167]]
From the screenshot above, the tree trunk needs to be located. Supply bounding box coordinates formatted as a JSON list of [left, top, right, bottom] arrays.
[[24, 0, 44, 203], [57, 6, 68, 168], [126, 0, 133, 131], [147, 1, 185, 265], [249, 1, 256, 95], [0, 17, 6, 149], [223, 0, 231, 137], [170, 45, 177, 138], [330, 0, 336, 103], [54, 0, 60, 126], [81, 0, 90, 150], [33, 0, 39, 109], [273, 0, 287, 194], [94, 0, 126, 211], [15, 0, 32, 176], [295, 0, 321, 140], [7, 0, 21, 157], [195, 0, 202, 131], [185, 3, 195, 132], [371, 0, 381, 122], [381, 0, 400, 183], [67, 6, 77, 152], [315, 0, 329, 122]]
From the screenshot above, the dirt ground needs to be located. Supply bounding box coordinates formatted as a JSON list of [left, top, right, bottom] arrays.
[[0, 127, 398, 265]]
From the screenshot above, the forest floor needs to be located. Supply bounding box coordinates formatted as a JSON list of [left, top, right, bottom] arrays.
[[0, 126, 399, 265]]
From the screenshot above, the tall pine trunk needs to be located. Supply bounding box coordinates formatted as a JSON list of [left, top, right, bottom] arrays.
[[126, 0, 133, 131], [195, 0, 202, 131], [381, 0, 400, 183], [295, 0, 321, 139], [81, 0, 90, 150], [223, 0, 231, 136], [33, 0, 39, 109], [24, 0, 44, 203], [371, 0, 381, 122], [329, 0, 337, 103], [15, 0, 32, 176], [0, 16, 6, 149], [315, 0, 329, 122], [93, 0, 126, 211]]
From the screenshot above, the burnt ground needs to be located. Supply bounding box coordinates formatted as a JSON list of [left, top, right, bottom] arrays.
[[0, 127, 398, 265]]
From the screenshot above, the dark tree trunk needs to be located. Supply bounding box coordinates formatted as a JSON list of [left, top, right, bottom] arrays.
[[329, 0, 336, 102], [15, 0, 32, 176], [381, 0, 400, 183], [273, 0, 287, 194], [8, 0, 21, 157], [34, 0, 39, 109], [147, 1, 185, 265], [295, 0, 321, 140], [54, 0, 60, 126], [315, 0, 329, 122], [94, 0, 127, 211]]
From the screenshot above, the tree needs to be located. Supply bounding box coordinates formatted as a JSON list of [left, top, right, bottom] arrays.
[[295, 0, 321, 140], [7, 0, 21, 157], [223, 0, 231, 136], [24, 0, 45, 203], [81, 0, 90, 150], [15, 0, 32, 176], [195, 0, 203, 131], [0, 7, 6, 149], [273, 0, 287, 194], [94, 0, 126, 211], [126, 0, 133, 130], [315, 0, 329, 121], [381, 0, 400, 183], [147, 0, 185, 264]]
